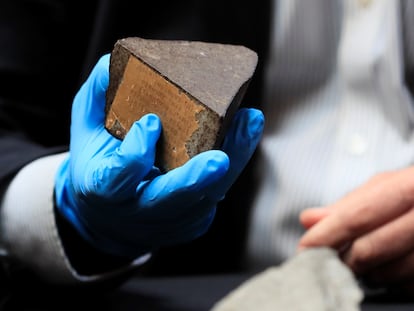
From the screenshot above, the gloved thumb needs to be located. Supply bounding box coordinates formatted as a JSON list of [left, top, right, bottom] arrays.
[[85, 113, 162, 201]]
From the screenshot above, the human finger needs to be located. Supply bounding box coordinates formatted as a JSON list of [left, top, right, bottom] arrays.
[[365, 251, 414, 287], [299, 169, 414, 250], [343, 207, 414, 275], [299, 207, 330, 229]]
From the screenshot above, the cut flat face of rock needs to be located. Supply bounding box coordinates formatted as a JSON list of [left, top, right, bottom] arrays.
[[105, 37, 258, 172], [211, 248, 363, 311]]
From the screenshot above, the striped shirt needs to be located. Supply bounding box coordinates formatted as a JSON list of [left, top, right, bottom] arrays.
[[246, 0, 414, 270]]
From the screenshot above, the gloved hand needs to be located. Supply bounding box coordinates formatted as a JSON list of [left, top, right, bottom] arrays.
[[55, 54, 264, 258]]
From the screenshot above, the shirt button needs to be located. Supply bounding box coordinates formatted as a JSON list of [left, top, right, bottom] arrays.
[[359, 0, 372, 8], [347, 133, 368, 156]]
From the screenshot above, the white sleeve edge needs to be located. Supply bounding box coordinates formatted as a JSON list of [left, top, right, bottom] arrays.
[[0, 152, 150, 284]]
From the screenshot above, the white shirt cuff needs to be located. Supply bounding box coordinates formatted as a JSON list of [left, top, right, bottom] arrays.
[[0, 152, 150, 284]]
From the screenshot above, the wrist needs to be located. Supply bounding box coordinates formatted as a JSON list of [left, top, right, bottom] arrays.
[[54, 203, 139, 275], [54, 158, 151, 260]]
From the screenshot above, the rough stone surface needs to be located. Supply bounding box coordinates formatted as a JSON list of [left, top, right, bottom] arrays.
[[105, 37, 257, 172], [211, 248, 363, 311]]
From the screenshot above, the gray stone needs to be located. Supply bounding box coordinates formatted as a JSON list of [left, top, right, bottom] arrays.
[[211, 248, 363, 311]]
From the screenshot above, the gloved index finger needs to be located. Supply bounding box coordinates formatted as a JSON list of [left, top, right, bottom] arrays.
[[71, 54, 110, 133], [136, 150, 229, 211]]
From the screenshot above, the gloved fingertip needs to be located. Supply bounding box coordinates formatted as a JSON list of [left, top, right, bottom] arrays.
[[96, 54, 110, 71], [127, 114, 162, 144], [138, 113, 162, 132], [93, 54, 110, 90], [181, 150, 229, 188], [204, 150, 230, 175], [245, 108, 265, 139], [119, 115, 161, 162]]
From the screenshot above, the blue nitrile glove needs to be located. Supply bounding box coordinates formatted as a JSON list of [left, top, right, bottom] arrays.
[[54, 54, 264, 258]]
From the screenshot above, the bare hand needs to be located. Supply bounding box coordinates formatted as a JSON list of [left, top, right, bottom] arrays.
[[299, 167, 414, 293]]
